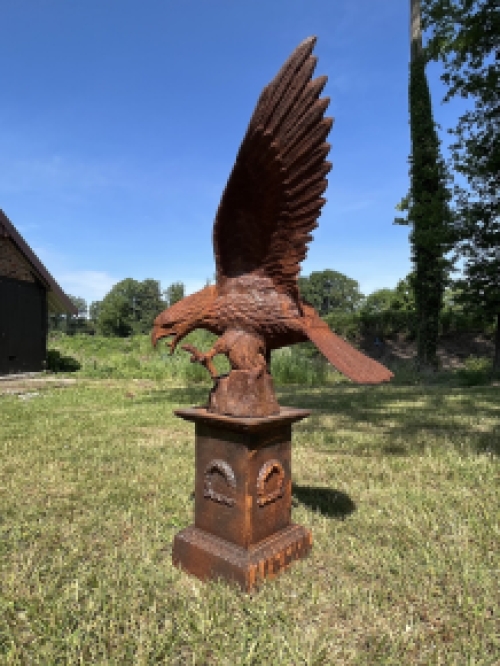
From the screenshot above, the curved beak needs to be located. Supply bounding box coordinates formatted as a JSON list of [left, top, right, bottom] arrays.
[[151, 325, 174, 348]]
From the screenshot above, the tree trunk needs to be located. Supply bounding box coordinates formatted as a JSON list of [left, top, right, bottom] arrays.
[[494, 312, 500, 373], [411, 0, 423, 62]]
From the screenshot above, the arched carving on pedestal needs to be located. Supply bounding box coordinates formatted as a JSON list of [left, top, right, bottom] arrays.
[[203, 459, 236, 507], [257, 459, 285, 507]]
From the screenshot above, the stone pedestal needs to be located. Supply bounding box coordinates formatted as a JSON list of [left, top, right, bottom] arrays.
[[172, 406, 311, 591]]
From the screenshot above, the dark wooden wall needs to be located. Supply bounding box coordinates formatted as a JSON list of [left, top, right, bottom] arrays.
[[0, 275, 47, 374]]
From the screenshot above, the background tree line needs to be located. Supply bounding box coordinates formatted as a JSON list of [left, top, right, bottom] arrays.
[[49, 279, 186, 337], [52, 1, 499, 371], [51, 266, 496, 346]]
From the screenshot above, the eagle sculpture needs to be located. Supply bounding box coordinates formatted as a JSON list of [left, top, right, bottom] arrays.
[[152, 37, 393, 417]]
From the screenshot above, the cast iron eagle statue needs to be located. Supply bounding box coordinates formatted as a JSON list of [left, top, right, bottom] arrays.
[[152, 37, 393, 414]]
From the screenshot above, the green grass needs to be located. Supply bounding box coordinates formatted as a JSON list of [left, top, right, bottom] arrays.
[[46, 331, 500, 390], [1, 376, 499, 664], [46, 332, 344, 387]]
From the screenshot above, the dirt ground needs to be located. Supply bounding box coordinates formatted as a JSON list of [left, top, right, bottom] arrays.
[[0, 376, 77, 395], [0, 376, 161, 395]]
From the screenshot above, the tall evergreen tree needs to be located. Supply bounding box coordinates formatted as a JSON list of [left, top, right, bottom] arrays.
[[396, 0, 454, 368], [422, 0, 500, 371]]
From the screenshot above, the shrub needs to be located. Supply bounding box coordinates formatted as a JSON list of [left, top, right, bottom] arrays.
[[457, 356, 493, 387], [324, 311, 361, 342], [46, 349, 81, 373], [271, 346, 335, 386]]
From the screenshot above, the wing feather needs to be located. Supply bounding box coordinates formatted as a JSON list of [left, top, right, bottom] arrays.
[[213, 36, 333, 298], [282, 118, 333, 163], [268, 63, 322, 133], [303, 319, 394, 384]]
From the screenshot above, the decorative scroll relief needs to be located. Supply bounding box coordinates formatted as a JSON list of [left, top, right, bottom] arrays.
[[257, 459, 285, 507], [203, 459, 236, 507]]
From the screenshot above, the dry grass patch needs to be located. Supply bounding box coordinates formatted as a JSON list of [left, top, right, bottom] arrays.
[[0, 379, 498, 664]]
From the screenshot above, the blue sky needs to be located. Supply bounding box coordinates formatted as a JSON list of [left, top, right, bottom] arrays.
[[1, 1, 468, 308]]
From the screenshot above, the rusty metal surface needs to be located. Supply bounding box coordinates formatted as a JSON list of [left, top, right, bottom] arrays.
[[152, 35, 393, 415], [175, 406, 310, 433], [172, 408, 312, 590], [305, 317, 394, 384], [173, 524, 312, 592], [207, 370, 280, 417]]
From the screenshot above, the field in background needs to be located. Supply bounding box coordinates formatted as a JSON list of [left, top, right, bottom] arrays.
[[47, 331, 499, 389], [0, 375, 498, 664], [46, 331, 341, 387]]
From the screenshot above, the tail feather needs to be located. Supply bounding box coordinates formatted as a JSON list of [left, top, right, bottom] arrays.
[[304, 323, 393, 384]]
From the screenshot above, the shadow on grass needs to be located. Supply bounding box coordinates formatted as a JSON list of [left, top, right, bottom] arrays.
[[129, 383, 500, 458], [472, 431, 500, 457], [292, 484, 356, 520], [278, 384, 500, 458], [382, 443, 409, 456]]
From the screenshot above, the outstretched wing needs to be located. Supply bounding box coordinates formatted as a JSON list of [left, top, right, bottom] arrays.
[[213, 36, 332, 301]]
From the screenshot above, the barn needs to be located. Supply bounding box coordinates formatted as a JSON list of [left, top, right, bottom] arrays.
[[0, 209, 78, 375]]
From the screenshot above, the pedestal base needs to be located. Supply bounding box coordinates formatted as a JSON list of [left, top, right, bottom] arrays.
[[173, 407, 311, 591], [173, 524, 312, 592]]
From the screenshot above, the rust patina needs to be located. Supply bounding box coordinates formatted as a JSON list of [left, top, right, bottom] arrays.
[[173, 407, 312, 591], [154, 37, 393, 590], [152, 36, 393, 418]]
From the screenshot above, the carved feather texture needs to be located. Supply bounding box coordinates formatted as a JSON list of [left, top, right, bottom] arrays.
[[213, 36, 332, 300], [153, 38, 393, 387]]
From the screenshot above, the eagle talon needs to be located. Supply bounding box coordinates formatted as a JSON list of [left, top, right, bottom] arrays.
[[181, 344, 219, 380], [166, 335, 181, 355]]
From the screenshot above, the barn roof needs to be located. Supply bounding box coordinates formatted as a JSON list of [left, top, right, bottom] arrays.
[[0, 210, 78, 315]]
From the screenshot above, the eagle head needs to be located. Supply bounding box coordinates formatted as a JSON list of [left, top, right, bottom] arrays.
[[151, 284, 218, 349]]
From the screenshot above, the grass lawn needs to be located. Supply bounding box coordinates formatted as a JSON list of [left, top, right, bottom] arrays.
[[1, 377, 499, 664]]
